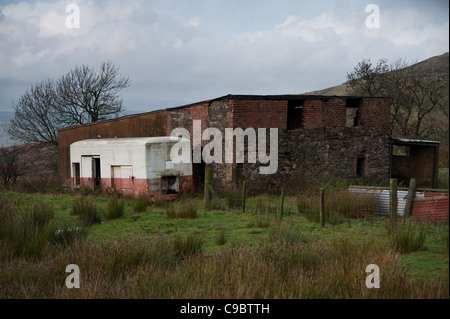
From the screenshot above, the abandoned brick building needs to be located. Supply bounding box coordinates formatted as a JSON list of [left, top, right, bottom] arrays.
[[58, 94, 394, 193]]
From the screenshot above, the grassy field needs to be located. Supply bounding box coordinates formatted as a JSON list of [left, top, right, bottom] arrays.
[[0, 189, 448, 298]]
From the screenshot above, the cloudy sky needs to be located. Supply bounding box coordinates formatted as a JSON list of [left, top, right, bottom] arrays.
[[0, 0, 448, 113]]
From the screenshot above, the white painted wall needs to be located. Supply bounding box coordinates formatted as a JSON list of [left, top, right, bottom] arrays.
[[70, 137, 192, 181]]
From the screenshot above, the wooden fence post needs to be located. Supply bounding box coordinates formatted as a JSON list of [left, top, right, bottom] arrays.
[[404, 178, 417, 218], [241, 181, 247, 214], [320, 188, 325, 227], [207, 184, 226, 211], [390, 178, 398, 231], [204, 168, 212, 210], [279, 187, 285, 221]]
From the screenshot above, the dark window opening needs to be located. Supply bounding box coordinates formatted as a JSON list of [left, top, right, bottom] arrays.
[[93, 157, 101, 190], [161, 176, 179, 194], [392, 145, 410, 156], [346, 98, 362, 127], [287, 100, 304, 130], [73, 163, 80, 186], [356, 157, 366, 177]]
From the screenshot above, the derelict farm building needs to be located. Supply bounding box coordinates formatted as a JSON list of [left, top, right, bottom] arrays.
[[58, 94, 393, 194]]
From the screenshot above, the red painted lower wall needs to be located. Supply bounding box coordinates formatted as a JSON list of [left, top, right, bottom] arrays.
[[73, 175, 194, 199]]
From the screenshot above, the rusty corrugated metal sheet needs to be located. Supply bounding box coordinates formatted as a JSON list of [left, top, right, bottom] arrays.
[[413, 195, 449, 222], [349, 187, 448, 221]]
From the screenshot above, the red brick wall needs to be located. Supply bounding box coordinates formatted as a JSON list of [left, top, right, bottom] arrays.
[[322, 98, 346, 127], [362, 98, 390, 128], [190, 103, 209, 131], [302, 100, 323, 127], [230, 100, 287, 128]]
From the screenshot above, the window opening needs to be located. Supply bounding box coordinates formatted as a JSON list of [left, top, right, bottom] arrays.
[[73, 163, 80, 185], [356, 157, 366, 177], [346, 98, 362, 127], [287, 100, 304, 130]]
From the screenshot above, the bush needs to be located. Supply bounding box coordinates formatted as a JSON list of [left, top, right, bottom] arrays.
[[388, 219, 427, 254], [105, 197, 125, 220], [9, 174, 62, 194], [173, 232, 204, 257], [71, 197, 102, 226]]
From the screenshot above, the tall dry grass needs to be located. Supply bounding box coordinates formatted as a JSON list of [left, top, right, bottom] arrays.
[[1, 231, 448, 298]]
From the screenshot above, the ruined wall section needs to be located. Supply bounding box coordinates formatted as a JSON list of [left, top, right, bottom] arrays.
[[238, 126, 390, 190]]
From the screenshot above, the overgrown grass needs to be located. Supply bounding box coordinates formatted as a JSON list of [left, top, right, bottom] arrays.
[[0, 191, 448, 298], [152, 193, 167, 208], [105, 197, 125, 220], [269, 225, 308, 245], [173, 232, 204, 258], [225, 188, 242, 209], [132, 192, 149, 213], [29, 201, 55, 228], [300, 190, 377, 225], [71, 197, 102, 226], [215, 228, 228, 245], [165, 201, 198, 219], [388, 218, 428, 254], [252, 214, 271, 228], [0, 232, 447, 298], [0, 196, 87, 259]]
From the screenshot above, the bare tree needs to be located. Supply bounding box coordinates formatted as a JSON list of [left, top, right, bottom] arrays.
[[346, 58, 448, 139], [7, 61, 130, 146], [0, 146, 27, 187], [55, 61, 130, 125], [7, 80, 59, 146]]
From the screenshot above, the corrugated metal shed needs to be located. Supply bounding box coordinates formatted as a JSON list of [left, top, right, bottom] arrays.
[[349, 186, 448, 221]]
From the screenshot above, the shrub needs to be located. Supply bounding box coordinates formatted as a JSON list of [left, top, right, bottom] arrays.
[[105, 197, 125, 220], [388, 219, 427, 254], [173, 232, 204, 257], [71, 197, 101, 226], [9, 174, 62, 194], [132, 192, 149, 213]]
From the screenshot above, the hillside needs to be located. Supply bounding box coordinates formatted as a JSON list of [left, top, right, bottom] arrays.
[[305, 52, 449, 97]]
